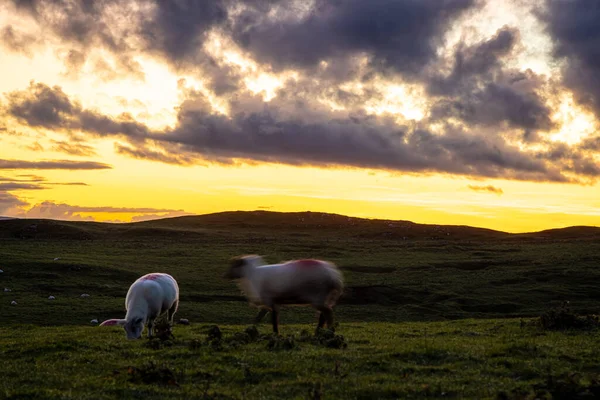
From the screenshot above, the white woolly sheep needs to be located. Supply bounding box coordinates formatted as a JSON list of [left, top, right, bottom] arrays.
[[4, 288, 10, 292], [80, 294, 90, 298], [90, 319, 99, 325], [224, 255, 344, 334], [10, 300, 17, 305], [48, 296, 55, 300], [0, 269, 4, 273], [99, 273, 179, 339]]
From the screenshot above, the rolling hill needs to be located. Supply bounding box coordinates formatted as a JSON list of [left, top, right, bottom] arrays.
[[0, 210, 598, 240]]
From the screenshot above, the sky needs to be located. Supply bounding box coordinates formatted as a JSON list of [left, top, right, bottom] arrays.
[[0, 0, 599, 233]]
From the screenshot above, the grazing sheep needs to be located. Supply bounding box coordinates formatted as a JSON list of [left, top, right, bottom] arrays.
[[224, 255, 344, 334], [0, 269, 3, 273], [80, 294, 90, 298], [90, 319, 99, 325], [10, 300, 17, 305], [48, 296, 55, 300], [99, 273, 179, 339]]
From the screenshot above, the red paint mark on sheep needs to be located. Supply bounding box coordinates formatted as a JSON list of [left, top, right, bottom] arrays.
[[292, 259, 324, 268], [142, 273, 161, 281], [100, 319, 119, 326]]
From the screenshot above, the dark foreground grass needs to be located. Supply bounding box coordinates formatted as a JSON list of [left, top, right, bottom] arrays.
[[2, 319, 600, 399]]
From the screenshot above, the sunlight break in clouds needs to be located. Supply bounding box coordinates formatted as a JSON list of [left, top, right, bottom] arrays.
[[0, 0, 599, 231]]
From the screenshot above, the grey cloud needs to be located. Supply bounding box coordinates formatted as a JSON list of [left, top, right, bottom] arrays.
[[26, 141, 44, 151], [114, 143, 199, 166], [0, 192, 27, 214], [1, 25, 39, 55], [8, 0, 144, 79], [0, 174, 87, 186], [48, 182, 89, 186], [51, 139, 98, 157], [428, 27, 518, 96], [0, 158, 111, 170], [18, 201, 189, 221], [467, 184, 503, 194], [4, 82, 151, 138], [6, 82, 75, 128], [431, 80, 555, 131], [232, 0, 476, 76], [542, 0, 600, 117], [6, 81, 594, 183], [0, 182, 46, 190], [428, 28, 554, 132], [147, 100, 571, 182], [140, 0, 227, 63]]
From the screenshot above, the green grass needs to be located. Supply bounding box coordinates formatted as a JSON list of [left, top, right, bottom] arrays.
[[2, 320, 600, 399], [1, 212, 600, 398]]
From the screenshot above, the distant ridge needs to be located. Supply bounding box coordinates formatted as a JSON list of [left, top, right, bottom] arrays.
[[0, 210, 599, 240]]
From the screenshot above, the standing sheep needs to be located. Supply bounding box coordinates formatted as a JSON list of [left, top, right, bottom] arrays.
[[224, 255, 344, 334], [99, 273, 179, 339]]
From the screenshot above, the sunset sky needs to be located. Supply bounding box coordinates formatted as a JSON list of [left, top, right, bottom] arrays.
[[1, 0, 599, 232]]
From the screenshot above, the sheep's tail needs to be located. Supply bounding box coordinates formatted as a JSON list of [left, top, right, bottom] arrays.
[[325, 264, 344, 308]]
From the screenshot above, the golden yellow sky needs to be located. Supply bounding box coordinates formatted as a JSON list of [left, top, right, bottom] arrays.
[[1, 0, 599, 233]]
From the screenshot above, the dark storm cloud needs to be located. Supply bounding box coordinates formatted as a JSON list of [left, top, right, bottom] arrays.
[[232, 0, 476, 75], [431, 80, 555, 131], [4, 0, 478, 91], [428, 28, 555, 132], [542, 0, 600, 117], [6, 82, 75, 128], [4, 82, 151, 139], [428, 27, 518, 96], [0, 158, 111, 170], [467, 184, 503, 194], [6, 81, 594, 183], [8, 0, 144, 78], [140, 0, 227, 63], [142, 100, 570, 182]]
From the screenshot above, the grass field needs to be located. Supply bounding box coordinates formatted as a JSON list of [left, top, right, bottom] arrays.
[[1, 211, 600, 399]]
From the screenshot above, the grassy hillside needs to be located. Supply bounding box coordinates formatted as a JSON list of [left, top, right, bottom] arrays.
[[1, 211, 600, 398], [1, 211, 600, 326]]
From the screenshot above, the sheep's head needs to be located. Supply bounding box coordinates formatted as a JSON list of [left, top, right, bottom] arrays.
[[224, 255, 264, 280], [224, 257, 247, 280], [124, 317, 144, 339]]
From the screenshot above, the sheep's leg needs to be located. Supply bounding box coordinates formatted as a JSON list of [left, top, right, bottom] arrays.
[[326, 308, 334, 329], [168, 300, 178, 325], [147, 319, 154, 339], [270, 305, 280, 335], [254, 309, 268, 324], [317, 312, 327, 330], [316, 306, 333, 333]]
